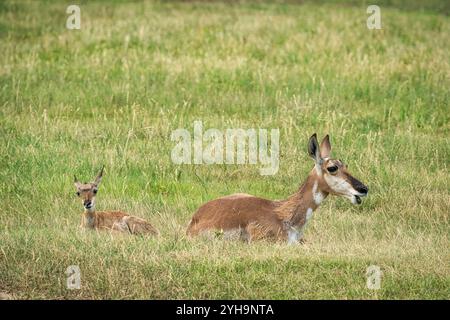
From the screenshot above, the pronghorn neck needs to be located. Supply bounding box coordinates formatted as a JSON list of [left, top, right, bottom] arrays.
[[83, 209, 96, 228], [275, 168, 329, 226], [84, 207, 95, 215]]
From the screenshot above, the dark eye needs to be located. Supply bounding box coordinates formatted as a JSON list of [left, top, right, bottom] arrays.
[[93, 189, 98, 194], [327, 166, 338, 173], [76, 191, 80, 196]]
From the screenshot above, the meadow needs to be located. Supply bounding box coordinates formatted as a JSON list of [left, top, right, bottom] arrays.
[[0, 0, 449, 299]]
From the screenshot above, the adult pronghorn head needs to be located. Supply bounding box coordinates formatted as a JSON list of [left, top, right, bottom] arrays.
[[308, 134, 368, 205], [74, 166, 104, 211]]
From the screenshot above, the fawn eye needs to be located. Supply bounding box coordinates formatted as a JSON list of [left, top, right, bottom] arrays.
[[327, 166, 338, 173], [93, 189, 98, 194], [76, 191, 80, 196]]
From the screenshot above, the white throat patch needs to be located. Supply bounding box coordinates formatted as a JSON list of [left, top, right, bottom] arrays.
[[312, 181, 324, 205]]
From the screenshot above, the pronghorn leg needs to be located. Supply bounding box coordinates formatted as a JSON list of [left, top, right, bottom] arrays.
[[245, 222, 279, 242], [111, 219, 130, 233], [239, 228, 251, 243], [186, 218, 202, 236], [286, 226, 307, 244], [219, 228, 251, 242], [186, 223, 202, 237], [125, 216, 159, 235]]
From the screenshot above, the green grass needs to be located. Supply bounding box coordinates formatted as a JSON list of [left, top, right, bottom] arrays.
[[0, 0, 449, 299]]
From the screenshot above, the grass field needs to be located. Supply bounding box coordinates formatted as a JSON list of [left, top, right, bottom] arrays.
[[0, 0, 449, 299]]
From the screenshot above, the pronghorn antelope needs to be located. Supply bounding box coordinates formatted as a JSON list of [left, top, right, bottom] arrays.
[[74, 167, 158, 236], [186, 134, 368, 243]]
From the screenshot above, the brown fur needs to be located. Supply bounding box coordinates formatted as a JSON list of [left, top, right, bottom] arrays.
[[186, 134, 368, 243], [186, 171, 323, 242], [187, 194, 285, 240], [81, 210, 158, 235]]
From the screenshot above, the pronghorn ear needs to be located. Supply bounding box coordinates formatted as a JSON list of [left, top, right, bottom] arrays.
[[94, 165, 104, 186], [308, 133, 322, 164], [320, 134, 331, 158], [74, 175, 82, 189]]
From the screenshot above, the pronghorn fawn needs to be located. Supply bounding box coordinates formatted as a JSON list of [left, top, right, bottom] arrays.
[[74, 167, 158, 236], [186, 134, 368, 243]]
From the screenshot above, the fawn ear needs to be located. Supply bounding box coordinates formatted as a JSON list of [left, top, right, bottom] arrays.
[[308, 133, 322, 164], [74, 175, 82, 189], [320, 134, 331, 158], [94, 165, 104, 186]]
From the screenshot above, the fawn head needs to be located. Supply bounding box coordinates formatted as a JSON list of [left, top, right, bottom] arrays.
[[308, 134, 368, 205], [74, 166, 104, 211]]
